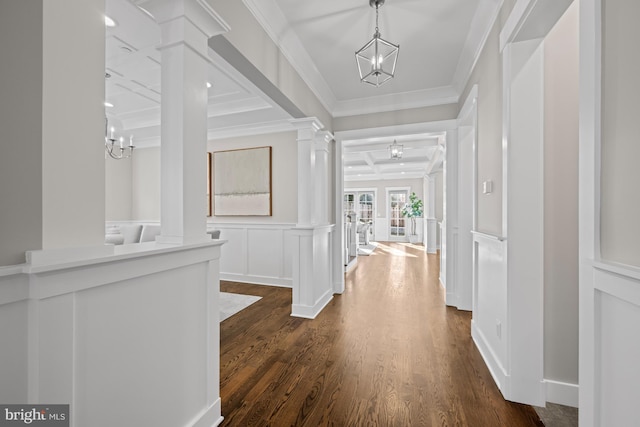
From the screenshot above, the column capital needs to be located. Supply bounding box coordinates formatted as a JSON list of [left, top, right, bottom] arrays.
[[314, 131, 333, 153], [290, 118, 324, 141], [145, 0, 230, 56]]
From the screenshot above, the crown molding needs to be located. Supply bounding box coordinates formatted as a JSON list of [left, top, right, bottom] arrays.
[[452, 0, 504, 93], [242, 0, 337, 114], [332, 86, 459, 118]]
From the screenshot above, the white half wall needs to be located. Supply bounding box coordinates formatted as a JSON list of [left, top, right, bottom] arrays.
[[0, 241, 224, 427]]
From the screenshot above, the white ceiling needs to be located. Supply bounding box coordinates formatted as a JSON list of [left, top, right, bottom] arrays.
[[106, 0, 500, 180], [244, 0, 501, 116]]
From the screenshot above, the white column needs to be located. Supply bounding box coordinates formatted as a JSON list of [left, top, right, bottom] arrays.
[[314, 131, 333, 225], [290, 118, 334, 319], [425, 174, 438, 254], [148, 0, 229, 244], [292, 118, 323, 226]]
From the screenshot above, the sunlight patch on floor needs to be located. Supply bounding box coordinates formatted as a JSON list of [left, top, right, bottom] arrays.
[[375, 242, 418, 258]]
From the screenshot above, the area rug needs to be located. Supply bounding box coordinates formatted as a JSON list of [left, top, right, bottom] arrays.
[[220, 292, 262, 322], [357, 242, 379, 256]]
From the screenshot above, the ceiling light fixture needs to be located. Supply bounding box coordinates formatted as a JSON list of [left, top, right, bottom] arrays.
[[104, 102, 114, 108], [355, 0, 399, 87], [206, 82, 212, 89], [105, 119, 134, 160], [104, 16, 116, 28], [389, 140, 403, 160]]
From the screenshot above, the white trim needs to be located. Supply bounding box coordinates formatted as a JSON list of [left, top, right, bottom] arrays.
[[453, 0, 504, 93], [455, 85, 479, 311], [545, 380, 579, 408], [242, 0, 337, 114], [578, 0, 601, 424], [332, 87, 459, 118], [219, 273, 292, 288], [472, 320, 509, 392], [191, 399, 223, 427], [291, 288, 333, 319], [386, 187, 411, 242], [500, 0, 574, 52]]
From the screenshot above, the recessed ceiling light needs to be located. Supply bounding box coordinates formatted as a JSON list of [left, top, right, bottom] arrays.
[[104, 16, 116, 27], [400, 163, 405, 166], [206, 82, 212, 89], [348, 166, 353, 169], [401, 171, 405, 174], [104, 102, 114, 108]]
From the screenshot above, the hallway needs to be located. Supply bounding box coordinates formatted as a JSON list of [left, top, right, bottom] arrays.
[[219, 243, 543, 426]]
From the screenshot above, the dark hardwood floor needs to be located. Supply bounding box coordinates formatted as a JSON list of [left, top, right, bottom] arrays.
[[219, 242, 544, 426]]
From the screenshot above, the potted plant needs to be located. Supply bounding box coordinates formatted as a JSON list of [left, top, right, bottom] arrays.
[[401, 192, 424, 243]]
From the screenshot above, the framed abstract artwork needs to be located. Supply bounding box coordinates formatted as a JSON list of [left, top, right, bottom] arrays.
[[212, 146, 272, 216]]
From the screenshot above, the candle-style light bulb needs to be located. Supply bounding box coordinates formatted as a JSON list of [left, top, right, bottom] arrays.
[[129, 135, 134, 148], [119, 136, 124, 149], [110, 127, 115, 140]]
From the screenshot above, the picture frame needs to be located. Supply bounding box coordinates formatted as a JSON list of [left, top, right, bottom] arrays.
[[212, 146, 272, 216]]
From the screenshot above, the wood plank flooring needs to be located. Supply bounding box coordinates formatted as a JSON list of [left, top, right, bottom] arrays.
[[219, 242, 544, 426]]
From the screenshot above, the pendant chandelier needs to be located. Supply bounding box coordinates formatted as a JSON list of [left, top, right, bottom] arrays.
[[105, 118, 134, 160], [389, 140, 403, 160], [355, 0, 399, 87]]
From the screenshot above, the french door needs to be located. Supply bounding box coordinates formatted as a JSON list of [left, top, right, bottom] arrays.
[[388, 190, 408, 240]]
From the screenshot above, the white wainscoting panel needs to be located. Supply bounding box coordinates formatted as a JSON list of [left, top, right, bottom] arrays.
[[214, 223, 294, 287], [592, 263, 640, 426], [471, 232, 508, 393], [0, 241, 224, 427], [0, 269, 29, 404]]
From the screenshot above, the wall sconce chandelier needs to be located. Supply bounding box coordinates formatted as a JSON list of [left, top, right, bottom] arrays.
[[389, 140, 403, 160], [105, 119, 134, 160], [355, 0, 399, 87]]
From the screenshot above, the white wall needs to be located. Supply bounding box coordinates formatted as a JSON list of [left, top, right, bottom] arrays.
[[105, 156, 133, 221], [0, 0, 105, 265], [578, 0, 640, 424], [459, 0, 517, 236], [207, 132, 298, 286], [600, 0, 640, 268], [132, 147, 161, 222], [41, 0, 105, 250], [543, 1, 579, 389], [434, 171, 444, 221], [0, 0, 43, 266], [208, 132, 298, 224]]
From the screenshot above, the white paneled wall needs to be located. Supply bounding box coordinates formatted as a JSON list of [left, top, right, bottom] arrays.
[[0, 242, 223, 426], [214, 223, 294, 287], [594, 265, 640, 426], [471, 232, 508, 391]]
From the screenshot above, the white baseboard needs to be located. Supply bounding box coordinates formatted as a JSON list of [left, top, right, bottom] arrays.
[[545, 379, 579, 408], [220, 273, 292, 288], [190, 398, 222, 427], [291, 289, 333, 319], [471, 320, 508, 395]]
